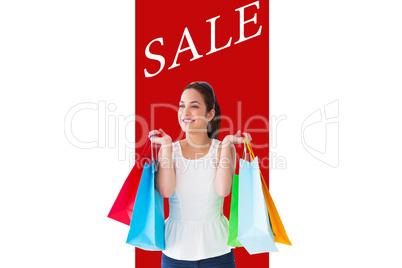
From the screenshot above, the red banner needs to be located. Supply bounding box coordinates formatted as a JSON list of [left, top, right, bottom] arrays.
[[135, 0, 269, 266]]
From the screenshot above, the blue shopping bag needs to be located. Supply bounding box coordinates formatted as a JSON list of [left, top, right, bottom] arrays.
[[126, 137, 165, 251], [238, 140, 278, 254]]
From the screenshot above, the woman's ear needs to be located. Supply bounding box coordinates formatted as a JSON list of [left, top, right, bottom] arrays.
[[207, 109, 215, 122]]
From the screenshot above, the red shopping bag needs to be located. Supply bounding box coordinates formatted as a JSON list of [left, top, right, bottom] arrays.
[[107, 138, 152, 225]]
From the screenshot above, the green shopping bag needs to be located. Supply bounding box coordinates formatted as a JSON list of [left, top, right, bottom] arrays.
[[227, 174, 243, 247]]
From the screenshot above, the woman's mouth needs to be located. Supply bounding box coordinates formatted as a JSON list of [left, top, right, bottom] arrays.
[[182, 118, 195, 124]]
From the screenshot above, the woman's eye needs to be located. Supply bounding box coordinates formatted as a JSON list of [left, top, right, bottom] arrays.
[[179, 105, 198, 108]]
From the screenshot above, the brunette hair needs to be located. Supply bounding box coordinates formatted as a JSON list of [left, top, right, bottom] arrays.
[[182, 81, 221, 139]]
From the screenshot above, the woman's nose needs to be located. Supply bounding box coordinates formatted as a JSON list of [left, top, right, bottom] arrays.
[[184, 107, 191, 116]]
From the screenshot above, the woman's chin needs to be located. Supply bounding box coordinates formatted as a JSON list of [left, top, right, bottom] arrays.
[[181, 122, 193, 128]]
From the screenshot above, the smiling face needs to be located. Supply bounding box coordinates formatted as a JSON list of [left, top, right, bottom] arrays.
[[178, 88, 215, 134]]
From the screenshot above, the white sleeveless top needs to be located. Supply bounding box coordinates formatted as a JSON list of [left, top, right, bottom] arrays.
[[162, 139, 233, 261]]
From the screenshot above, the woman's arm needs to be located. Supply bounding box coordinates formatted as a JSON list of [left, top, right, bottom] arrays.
[[215, 139, 236, 197], [149, 128, 176, 198], [155, 144, 176, 198]]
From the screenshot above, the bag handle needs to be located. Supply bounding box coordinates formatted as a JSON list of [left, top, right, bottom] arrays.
[[150, 136, 158, 172], [243, 137, 266, 181], [242, 139, 247, 160], [139, 138, 151, 157], [241, 137, 254, 161], [244, 138, 256, 161]]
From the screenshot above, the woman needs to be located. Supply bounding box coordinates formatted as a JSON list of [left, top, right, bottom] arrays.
[[148, 81, 251, 268]]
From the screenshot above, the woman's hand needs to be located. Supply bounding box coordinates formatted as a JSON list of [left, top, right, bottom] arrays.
[[222, 130, 252, 146], [148, 128, 172, 145]]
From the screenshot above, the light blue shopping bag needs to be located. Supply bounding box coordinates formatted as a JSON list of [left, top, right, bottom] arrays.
[[238, 140, 278, 254], [126, 137, 165, 251]]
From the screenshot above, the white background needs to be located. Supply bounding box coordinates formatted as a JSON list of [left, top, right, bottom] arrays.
[[1, 0, 401, 267]]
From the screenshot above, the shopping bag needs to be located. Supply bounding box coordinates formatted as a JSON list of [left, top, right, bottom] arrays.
[[126, 137, 165, 251], [227, 174, 243, 247], [107, 139, 152, 225], [244, 138, 292, 245], [238, 140, 278, 254]]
